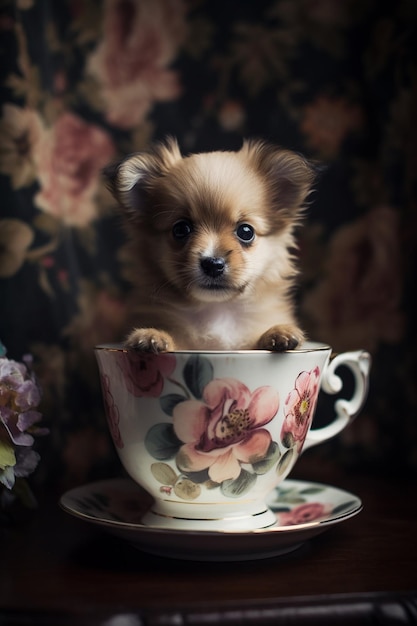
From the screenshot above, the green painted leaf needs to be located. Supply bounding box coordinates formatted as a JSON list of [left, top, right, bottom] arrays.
[[151, 462, 178, 485], [75, 496, 105, 514], [274, 485, 306, 504], [183, 355, 213, 399], [160, 393, 187, 416], [221, 469, 257, 498], [145, 423, 182, 460], [332, 500, 358, 516], [252, 441, 281, 475], [180, 468, 210, 484], [90, 492, 110, 511], [300, 487, 325, 495], [174, 478, 201, 500], [281, 431, 295, 448], [276, 447, 296, 476], [278, 497, 305, 504], [270, 505, 292, 513]]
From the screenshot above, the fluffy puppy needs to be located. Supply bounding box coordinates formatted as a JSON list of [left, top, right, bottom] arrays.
[[105, 138, 314, 352]]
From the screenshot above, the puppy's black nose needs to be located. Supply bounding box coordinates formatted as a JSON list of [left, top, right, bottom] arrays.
[[200, 256, 226, 277]]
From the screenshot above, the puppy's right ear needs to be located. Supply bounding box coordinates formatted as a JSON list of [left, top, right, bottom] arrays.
[[103, 137, 182, 215]]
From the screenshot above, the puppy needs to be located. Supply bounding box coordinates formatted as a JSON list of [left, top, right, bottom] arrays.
[[104, 138, 314, 352]]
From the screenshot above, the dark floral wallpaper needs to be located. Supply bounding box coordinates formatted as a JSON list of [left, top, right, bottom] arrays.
[[0, 0, 416, 494]]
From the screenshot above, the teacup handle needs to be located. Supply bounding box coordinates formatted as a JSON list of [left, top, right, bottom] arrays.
[[303, 350, 371, 450]]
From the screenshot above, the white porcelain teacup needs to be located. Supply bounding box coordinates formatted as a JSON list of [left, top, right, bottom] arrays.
[[95, 342, 370, 531]]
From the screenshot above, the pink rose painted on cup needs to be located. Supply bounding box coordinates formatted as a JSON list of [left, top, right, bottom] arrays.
[[281, 367, 320, 451], [101, 374, 123, 449], [117, 352, 176, 398], [173, 378, 279, 483]]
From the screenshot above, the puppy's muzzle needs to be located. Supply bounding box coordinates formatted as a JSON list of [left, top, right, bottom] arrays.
[[200, 256, 226, 278]]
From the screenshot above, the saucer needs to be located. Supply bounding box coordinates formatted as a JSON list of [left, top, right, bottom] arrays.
[[60, 478, 362, 561]]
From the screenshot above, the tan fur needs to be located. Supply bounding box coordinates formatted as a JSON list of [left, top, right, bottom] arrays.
[[104, 138, 315, 352]]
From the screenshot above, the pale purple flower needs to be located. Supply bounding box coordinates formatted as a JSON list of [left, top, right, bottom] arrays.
[[14, 447, 41, 478], [0, 349, 47, 492]]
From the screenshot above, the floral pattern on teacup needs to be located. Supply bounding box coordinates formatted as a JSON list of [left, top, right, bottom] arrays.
[[173, 377, 280, 483], [110, 355, 320, 502], [281, 366, 320, 451], [116, 351, 176, 398]]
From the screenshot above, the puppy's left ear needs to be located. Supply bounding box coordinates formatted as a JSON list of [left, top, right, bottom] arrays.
[[103, 137, 182, 215], [241, 140, 316, 214]]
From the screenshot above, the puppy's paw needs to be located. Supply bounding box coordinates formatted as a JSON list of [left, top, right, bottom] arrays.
[[256, 325, 305, 352], [125, 328, 176, 353]]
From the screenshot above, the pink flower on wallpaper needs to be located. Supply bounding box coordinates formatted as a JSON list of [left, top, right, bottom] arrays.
[[87, 0, 186, 129], [301, 95, 363, 158], [281, 367, 320, 451], [173, 378, 279, 483], [278, 502, 331, 526], [101, 374, 123, 448], [117, 353, 176, 398], [33, 112, 115, 227], [302, 206, 404, 352]]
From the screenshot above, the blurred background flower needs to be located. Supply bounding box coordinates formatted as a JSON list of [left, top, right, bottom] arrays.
[[0, 342, 48, 519]]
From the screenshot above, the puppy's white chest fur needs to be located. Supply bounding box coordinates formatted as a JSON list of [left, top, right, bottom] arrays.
[[182, 302, 258, 350]]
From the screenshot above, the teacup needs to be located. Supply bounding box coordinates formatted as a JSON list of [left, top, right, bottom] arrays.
[[95, 342, 370, 531]]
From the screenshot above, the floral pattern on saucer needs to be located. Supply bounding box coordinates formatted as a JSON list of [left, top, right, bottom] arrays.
[[60, 478, 362, 561], [267, 482, 359, 526], [62, 478, 360, 529]]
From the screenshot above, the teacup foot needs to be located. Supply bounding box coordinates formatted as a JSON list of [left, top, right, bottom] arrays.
[[140, 503, 277, 532]]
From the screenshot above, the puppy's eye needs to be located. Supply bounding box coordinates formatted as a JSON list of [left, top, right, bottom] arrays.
[[172, 219, 193, 240], [236, 223, 255, 244]]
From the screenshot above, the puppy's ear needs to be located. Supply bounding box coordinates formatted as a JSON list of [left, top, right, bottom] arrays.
[[103, 137, 182, 214], [240, 140, 316, 214]]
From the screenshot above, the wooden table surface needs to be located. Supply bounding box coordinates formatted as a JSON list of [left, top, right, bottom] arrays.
[[1, 455, 417, 625]]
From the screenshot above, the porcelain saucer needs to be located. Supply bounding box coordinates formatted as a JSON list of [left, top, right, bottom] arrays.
[[60, 478, 362, 561]]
